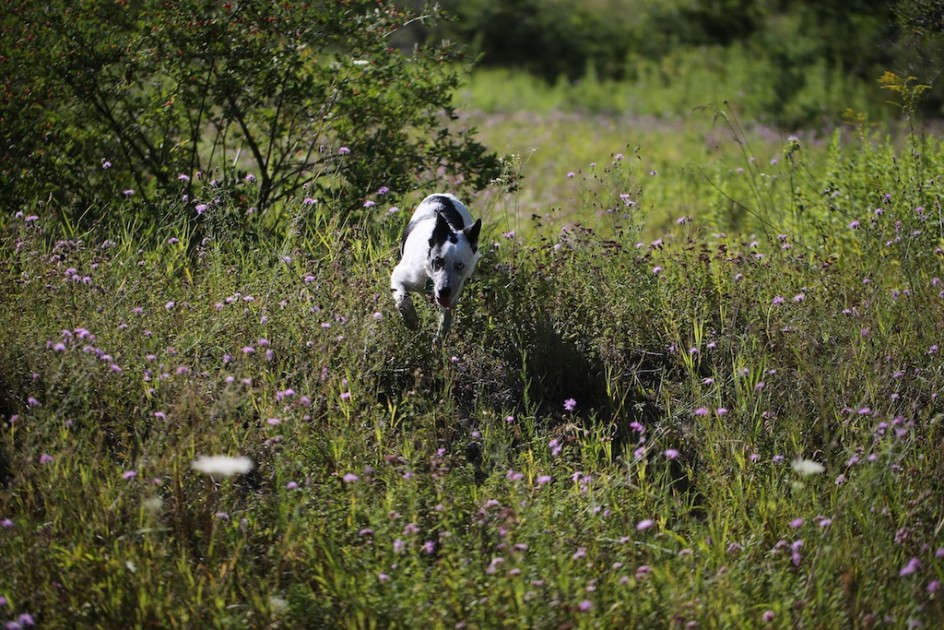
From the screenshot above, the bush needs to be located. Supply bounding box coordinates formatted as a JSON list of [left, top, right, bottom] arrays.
[[1, 0, 501, 229]]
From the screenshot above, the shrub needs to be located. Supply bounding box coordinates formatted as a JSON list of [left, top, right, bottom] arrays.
[[1, 0, 501, 230]]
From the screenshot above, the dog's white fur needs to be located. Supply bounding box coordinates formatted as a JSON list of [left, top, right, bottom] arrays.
[[390, 194, 482, 340]]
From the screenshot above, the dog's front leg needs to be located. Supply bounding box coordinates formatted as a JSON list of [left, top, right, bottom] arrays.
[[434, 308, 453, 343], [391, 286, 420, 330]]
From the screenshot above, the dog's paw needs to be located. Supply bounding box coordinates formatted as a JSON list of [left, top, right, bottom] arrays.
[[401, 308, 420, 331]]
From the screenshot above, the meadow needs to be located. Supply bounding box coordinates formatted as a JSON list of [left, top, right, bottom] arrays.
[[2, 63, 944, 629]]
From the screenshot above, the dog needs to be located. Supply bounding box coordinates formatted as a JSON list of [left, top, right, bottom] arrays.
[[390, 193, 482, 340]]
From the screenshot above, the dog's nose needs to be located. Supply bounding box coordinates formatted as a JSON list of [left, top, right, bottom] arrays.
[[438, 286, 452, 298]]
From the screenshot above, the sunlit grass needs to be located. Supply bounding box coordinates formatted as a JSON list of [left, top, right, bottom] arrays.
[[2, 97, 944, 627]]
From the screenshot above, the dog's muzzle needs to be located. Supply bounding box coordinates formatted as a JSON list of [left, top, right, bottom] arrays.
[[435, 288, 453, 308]]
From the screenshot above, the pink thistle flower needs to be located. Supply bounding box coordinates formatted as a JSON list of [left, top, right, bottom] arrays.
[[900, 557, 921, 577]]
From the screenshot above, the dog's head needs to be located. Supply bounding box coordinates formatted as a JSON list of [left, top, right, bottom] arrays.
[[426, 212, 482, 309]]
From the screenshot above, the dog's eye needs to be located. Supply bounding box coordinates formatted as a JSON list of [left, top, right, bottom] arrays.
[[455, 262, 465, 271], [432, 257, 444, 270]]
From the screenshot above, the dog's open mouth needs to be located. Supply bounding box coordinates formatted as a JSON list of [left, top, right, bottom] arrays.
[[435, 295, 453, 309]]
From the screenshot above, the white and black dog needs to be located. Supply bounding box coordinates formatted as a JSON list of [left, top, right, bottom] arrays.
[[390, 194, 482, 340]]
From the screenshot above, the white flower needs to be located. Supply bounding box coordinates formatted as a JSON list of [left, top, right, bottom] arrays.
[[792, 458, 825, 476], [191, 455, 254, 478]]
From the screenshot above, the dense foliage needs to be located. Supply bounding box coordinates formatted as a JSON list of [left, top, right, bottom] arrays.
[[1, 0, 501, 227], [441, 0, 943, 125]]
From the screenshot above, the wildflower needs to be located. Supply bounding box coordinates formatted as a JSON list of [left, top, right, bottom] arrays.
[[378, 572, 390, 582], [791, 539, 803, 565], [195, 203, 208, 215], [900, 557, 921, 577], [1, 519, 12, 529], [573, 547, 587, 560], [340, 391, 351, 402], [102, 159, 113, 169], [849, 220, 860, 229], [716, 407, 729, 416], [694, 407, 709, 417], [663, 449, 680, 460], [191, 455, 254, 477], [636, 518, 655, 531], [422, 540, 436, 554], [763, 610, 775, 623], [123, 189, 135, 197], [792, 458, 825, 476], [928, 580, 942, 594], [286, 481, 299, 490], [549, 438, 562, 457], [653, 266, 663, 275], [123, 470, 137, 480], [790, 518, 805, 528], [563, 398, 576, 412], [338, 146, 351, 155], [772, 295, 784, 305], [165, 301, 175, 310], [536, 475, 552, 485]]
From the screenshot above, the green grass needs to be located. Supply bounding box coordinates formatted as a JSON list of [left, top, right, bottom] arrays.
[[2, 82, 944, 627]]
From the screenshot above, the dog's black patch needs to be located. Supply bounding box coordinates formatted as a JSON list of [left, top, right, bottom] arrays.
[[401, 195, 467, 254], [429, 211, 453, 249], [429, 194, 466, 231], [400, 220, 417, 254]]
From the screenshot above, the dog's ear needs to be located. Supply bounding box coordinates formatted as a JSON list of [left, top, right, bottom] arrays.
[[430, 212, 452, 247], [465, 219, 482, 251]]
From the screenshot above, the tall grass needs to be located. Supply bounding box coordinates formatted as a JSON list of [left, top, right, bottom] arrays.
[[2, 98, 944, 627]]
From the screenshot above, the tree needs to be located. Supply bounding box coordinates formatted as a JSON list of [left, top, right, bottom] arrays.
[[1, 0, 501, 227]]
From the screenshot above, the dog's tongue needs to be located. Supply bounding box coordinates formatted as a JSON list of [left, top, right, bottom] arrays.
[[436, 295, 452, 308]]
